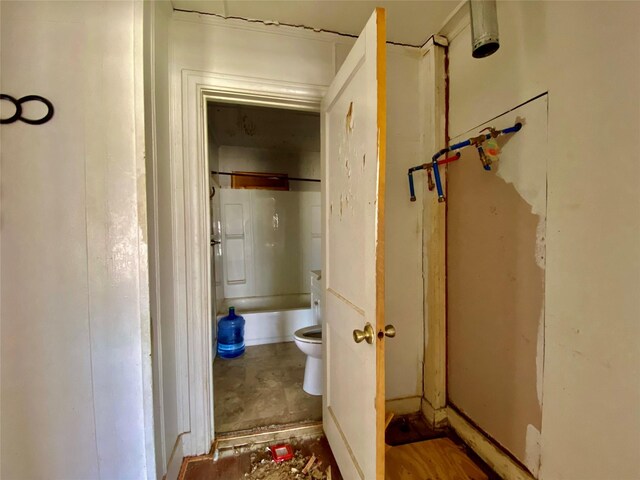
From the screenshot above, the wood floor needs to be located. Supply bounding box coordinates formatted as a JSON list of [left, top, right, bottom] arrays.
[[386, 438, 489, 480]]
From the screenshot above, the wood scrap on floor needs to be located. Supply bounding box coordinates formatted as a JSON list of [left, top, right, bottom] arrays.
[[386, 438, 488, 480], [301, 454, 316, 474]]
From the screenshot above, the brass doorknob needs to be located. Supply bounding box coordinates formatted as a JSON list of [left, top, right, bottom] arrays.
[[353, 323, 375, 344], [384, 324, 396, 338]]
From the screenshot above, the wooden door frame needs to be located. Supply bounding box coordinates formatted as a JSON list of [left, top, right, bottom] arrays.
[[419, 37, 449, 428], [174, 69, 325, 456]]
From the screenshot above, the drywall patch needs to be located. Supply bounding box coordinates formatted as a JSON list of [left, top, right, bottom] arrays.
[[447, 95, 548, 465], [448, 154, 544, 463], [525, 424, 541, 477]]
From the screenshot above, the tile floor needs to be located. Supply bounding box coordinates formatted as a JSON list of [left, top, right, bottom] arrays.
[[213, 342, 322, 433]]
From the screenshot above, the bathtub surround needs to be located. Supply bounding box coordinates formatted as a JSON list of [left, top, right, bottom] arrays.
[[220, 189, 321, 299], [209, 99, 322, 305]]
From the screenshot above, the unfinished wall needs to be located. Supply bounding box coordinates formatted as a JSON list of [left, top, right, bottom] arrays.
[[1, 1, 153, 478], [447, 97, 547, 471], [445, 2, 640, 478]]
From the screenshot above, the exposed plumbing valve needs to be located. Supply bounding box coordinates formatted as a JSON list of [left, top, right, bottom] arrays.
[[407, 122, 523, 203]]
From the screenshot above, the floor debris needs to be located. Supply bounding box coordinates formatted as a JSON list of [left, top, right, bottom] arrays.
[[301, 454, 316, 474], [245, 448, 330, 479]]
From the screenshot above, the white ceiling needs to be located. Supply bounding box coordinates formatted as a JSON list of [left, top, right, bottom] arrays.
[[171, 1, 459, 46]]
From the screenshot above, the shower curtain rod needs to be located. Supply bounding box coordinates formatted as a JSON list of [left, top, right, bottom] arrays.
[[211, 171, 321, 183]]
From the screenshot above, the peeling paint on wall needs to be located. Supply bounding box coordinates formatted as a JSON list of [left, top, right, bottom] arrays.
[[346, 101, 354, 132], [494, 115, 546, 217], [335, 100, 362, 221]]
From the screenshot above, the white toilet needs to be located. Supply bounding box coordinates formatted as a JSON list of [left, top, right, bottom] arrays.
[[294, 270, 323, 396], [293, 325, 322, 395]]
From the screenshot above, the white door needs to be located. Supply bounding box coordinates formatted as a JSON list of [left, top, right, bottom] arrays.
[[321, 8, 387, 480]]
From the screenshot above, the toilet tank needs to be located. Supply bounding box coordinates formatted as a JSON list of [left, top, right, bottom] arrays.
[[310, 270, 322, 326]]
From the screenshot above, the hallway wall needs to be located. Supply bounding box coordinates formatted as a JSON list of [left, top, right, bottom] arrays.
[[1, 1, 154, 478], [444, 2, 640, 478], [144, 1, 174, 478]]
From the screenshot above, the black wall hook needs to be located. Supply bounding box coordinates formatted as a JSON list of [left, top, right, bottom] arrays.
[[1, 94, 54, 125]]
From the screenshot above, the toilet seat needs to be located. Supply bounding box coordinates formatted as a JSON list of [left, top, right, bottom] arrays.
[[293, 325, 322, 344]]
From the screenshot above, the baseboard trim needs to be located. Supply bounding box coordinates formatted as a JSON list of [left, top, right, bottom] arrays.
[[165, 434, 185, 480], [420, 398, 448, 429], [446, 407, 535, 480], [385, 396, 422, 415]]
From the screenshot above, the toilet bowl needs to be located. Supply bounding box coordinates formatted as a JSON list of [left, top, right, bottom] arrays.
[[293, 325, 323, 396]]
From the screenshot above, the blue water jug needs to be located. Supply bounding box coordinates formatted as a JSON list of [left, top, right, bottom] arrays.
[[217, 306, 245, 359]]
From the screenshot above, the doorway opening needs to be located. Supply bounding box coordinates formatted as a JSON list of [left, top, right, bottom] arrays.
[[206, 101, 323, 436]]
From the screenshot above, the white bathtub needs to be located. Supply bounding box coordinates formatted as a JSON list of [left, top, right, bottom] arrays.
[[217, 294, 313, 346]]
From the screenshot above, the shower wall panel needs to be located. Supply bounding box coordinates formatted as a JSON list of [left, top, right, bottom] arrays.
[[220, 189, 321, 299]]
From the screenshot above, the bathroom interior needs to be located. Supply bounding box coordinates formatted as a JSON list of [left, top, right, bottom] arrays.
[[207, 102, 324, 434]]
